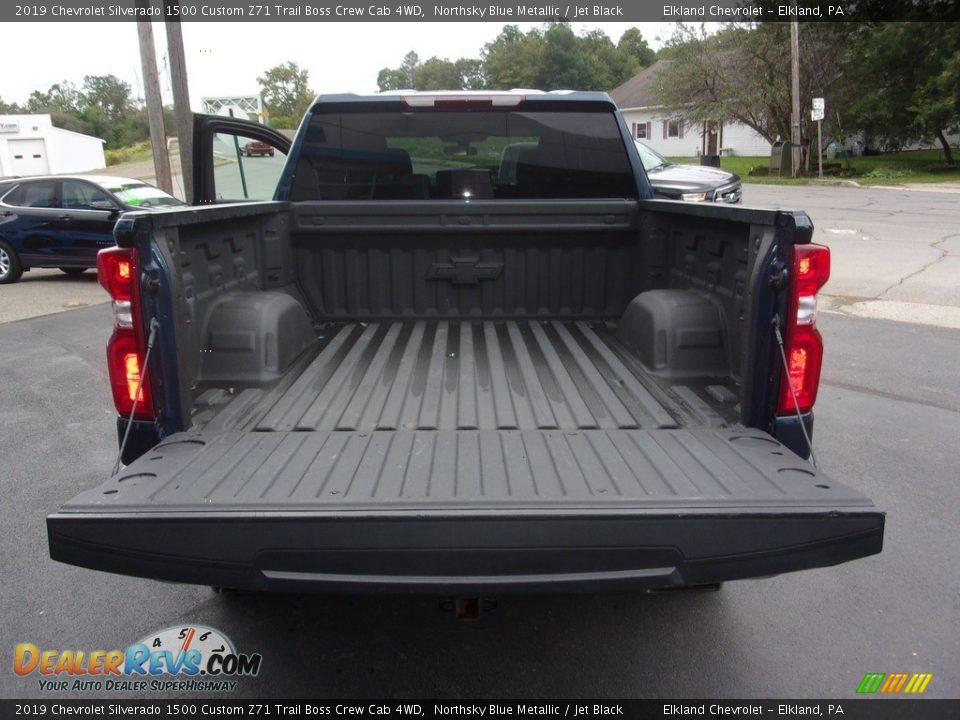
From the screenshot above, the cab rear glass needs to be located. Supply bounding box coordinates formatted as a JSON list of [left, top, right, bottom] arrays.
[[290, 109, 636, 201]]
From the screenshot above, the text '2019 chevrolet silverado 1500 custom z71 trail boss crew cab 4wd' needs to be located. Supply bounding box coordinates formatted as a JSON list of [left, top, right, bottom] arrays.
[[48, 92, 883, 594]]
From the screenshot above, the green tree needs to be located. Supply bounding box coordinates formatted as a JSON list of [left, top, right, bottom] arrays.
[[401, 51, 420, 87], [579, 28, 638, 90], [4, 75, 151, 150], [49, 112, 89, 135], [257, 61, 314, 127], [77, 104, 112, 146], [81, 75, 133, 123], [535, 23, 583, 89], [843, 23, 959, 162], [377, 53, 486, 91], [25, 89, 53, 113], [455, 58, 486, 90], [414, 57, 463, 91], [377, 67, 410, 91], [24, 81, 86, 117], [0, 97, 21, 113], [484, 23, 635, 92], [617, 27, 656, 69], [375, 23, 651, 95], [657, 23, 853, 166], [482, 25, 544, 89]]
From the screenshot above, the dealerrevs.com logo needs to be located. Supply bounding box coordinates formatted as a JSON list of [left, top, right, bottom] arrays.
[[14, 625, 262, 692]]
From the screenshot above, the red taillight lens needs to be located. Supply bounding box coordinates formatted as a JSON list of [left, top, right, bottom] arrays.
[[780, 325, 823, 413], [98, 246, 136, 302], [794, 243, 831, 298], [106, 331, 154, 418], [777, 243, 830, 415], [98, 246, 154, 420]]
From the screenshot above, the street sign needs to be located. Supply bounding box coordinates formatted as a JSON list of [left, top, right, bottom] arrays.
[[812, 98, 825, 122], [811, 98, 825, 179]]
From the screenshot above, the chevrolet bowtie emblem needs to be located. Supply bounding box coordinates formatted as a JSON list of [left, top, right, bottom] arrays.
[[426, 257, 504, 285]]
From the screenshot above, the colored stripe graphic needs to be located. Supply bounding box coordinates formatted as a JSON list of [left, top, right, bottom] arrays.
[[904, 673, 933, 694], [857, 673, 886, 694], [857, 672, 933, 694], [880, 673, 909, 693]]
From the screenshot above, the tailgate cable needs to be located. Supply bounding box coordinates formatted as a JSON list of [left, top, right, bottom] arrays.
[[773, 316, 819, 469], [112, 317, 160, 476]]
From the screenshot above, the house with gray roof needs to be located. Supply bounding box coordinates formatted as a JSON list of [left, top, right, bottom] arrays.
[[610, 60, 771, 158]]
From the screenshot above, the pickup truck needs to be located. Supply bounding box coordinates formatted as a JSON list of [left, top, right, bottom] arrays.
[[47, 91, 883, 594]]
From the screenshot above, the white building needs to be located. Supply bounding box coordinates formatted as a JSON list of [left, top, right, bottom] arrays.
[[610, 61, 771, 158], [0, 114, 105, 178]]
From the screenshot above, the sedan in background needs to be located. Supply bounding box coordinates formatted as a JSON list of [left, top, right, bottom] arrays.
[[635, 141, 742, 204], [0, 175, 184, 284]]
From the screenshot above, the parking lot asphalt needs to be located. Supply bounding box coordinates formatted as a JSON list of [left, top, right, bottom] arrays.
[[1, 304, 957, 699], [0, 268, 106, 324]]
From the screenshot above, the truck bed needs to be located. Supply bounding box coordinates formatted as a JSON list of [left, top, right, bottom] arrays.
[[49, 322, 882, 593], [198, 319, 684, 434], [48, 196, 884, 593]]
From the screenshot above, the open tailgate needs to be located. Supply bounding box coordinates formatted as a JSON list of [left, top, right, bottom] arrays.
[[48, 428, 883, 593]]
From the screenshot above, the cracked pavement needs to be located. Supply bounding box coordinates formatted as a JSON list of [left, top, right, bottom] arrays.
[[743, 184, 960, 329]]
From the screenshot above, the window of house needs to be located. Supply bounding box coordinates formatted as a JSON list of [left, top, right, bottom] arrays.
[[636, 123, 647, 139], [667, 120, 681, 138]]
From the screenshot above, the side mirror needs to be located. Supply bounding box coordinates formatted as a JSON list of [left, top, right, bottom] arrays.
[[89, 200, 119, 213]]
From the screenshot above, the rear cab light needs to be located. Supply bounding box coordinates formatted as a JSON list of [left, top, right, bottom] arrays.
[[777, 243, 831, 416], [401, 92, 526, 109], [97, 246, 154, 420]]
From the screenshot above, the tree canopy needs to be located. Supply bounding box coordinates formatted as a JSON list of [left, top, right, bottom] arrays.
[[2, 74, 161, 149], [656, 22, 959, 166], [257, 61, 314, 128], [842, 22, 959, 162], [376, 23, 654, 92]]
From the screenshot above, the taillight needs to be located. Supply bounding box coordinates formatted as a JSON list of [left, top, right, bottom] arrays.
[[777, 243, 830, 415], [98, 246, 154, 420]]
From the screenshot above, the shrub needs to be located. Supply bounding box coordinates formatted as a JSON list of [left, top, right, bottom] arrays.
[[862, 167, 916, 179], [105, 140, 151, 166]]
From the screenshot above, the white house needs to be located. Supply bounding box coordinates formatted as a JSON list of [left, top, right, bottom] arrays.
[[610, 61, 771, 158], [0, 114, 106, 178]]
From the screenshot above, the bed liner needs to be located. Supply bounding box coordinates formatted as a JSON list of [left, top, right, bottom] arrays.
[[196, 319, 709, 434], [48, 322, 883, 593]]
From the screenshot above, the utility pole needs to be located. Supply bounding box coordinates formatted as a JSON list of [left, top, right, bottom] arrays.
[[137, 18, 173, 194], [790, 17, 802, 178], [165, 18, 193, 203]]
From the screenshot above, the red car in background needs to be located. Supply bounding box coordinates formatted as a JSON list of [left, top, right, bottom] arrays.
[[241, 140, 275, 157]]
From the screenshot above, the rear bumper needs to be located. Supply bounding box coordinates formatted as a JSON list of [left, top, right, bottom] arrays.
[[48, 509, 884, 594]]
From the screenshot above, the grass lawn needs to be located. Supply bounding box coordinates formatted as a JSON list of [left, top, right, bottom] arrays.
[[665, 149, 960, 185]]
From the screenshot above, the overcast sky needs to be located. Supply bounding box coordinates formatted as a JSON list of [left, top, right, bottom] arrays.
[[3, 22, 676, 109]]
